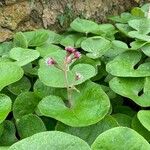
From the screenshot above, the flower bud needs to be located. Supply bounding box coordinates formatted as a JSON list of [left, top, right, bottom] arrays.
[[65, 46, 76, 53], [74, 51, 81, 59], [46, 58, 56, 66]]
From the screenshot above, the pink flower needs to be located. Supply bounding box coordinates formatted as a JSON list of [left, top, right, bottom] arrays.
[[65, 46, 76, 53], [46, 58, 56, 66], [74, 51, 81, 59]]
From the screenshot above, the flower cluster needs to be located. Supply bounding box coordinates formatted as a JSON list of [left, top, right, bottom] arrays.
[[46, 46, 81, 66], [65, 46, 81, 64]]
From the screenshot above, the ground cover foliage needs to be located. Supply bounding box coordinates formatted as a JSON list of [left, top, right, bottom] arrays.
[[0, 3, 150, 150]]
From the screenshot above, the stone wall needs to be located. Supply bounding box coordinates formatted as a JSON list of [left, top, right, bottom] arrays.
[[0, 0, 148, 42]]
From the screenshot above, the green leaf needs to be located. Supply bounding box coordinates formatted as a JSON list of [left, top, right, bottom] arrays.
[[106, 51, 150, 77], [141, 43, 150, 56], [128, 18, 150, 34], [72, 64, 96, 85], [130, 40, 148, 50], [0, 94, 12, 124], [36, 43, 62, 57], [9, 47, 40, 66], [132, 115, 150, 142], [0, 121, 18, 146], [38, 81, 110, 127], [13, 32, 28, 48], [23, 29, 49, 47], [56, 115, 118, 145], [16, 114, 46, 139], [131, 7, 145, 17], [116, 24, 133, 36], [0, 42, 13, 56], [34, 79, 63, 99], [7, 76, 31, 95], [46, 31, 62, 44], [0, 147, 9, 150], [104, 40, 128, 58], [13, 92, 40, 119], [138, 110, 150, 131], [9, 131, 91, 150], [128, 31, 150, 41], [0, 122, 4, 137], [112, 113, 132, 127], [0, 62, 23, 91], [113, 106, 136, 117], [91, 127, 150, 150], [109, 77, 150, 107], [60, 34, 82, 47], [70, 17, 99, 33], [81, 36, 111, 59]]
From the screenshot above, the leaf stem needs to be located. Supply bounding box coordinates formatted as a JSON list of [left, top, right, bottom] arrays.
[[63, 60, 73, 108]]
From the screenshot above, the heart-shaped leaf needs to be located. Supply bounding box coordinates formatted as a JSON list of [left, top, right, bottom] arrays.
[[106, 51, 150, 77], [38, 81, 110, 127], [16, 114, 46, 139], [9, 131, 91, 150], [70, 18, 99, 33], [56, 115, 118, 145], [0, 62, 23, 91], [81, 36, 111, 59], [0, 94, 12, 124], [9, 48, 40, 66], [109, 77, 150, 107], [128, 18, 150, 34], [91, 127, 150, 150], [138, 110, 150, 131]]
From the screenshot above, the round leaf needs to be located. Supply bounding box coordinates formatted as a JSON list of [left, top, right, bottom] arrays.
[[9, 131, 91, 150], [70, 18, 99, 33], [16, 114, 46, 139], [91, 127, 150, 150]]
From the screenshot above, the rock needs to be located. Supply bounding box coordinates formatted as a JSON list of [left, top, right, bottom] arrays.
[[0, 28, 13, 42], [0, 1, 31, 30]]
